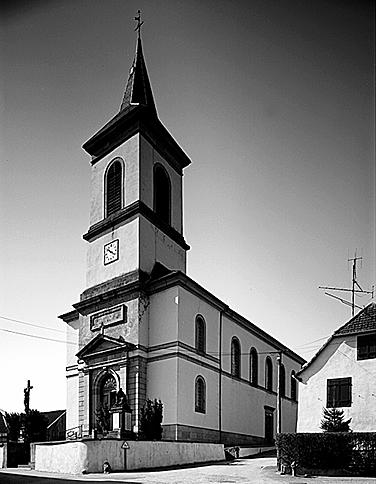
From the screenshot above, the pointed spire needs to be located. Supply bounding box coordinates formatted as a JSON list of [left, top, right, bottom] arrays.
[[120, 36, 157, 114]]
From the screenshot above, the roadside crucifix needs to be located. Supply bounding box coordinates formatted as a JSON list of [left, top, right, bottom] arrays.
[[24, 379, 33, 414]]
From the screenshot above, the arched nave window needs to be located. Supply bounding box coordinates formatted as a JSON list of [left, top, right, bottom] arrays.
[[105, 159, 123, 217], [291, 371, 297, 401], [249, 347, 258, 385], [195, 376, 206, 413], [265, 356, 273, 391], [231, 337, 241, 378], [279, 364, 286, 397], [154, 164, 171, 224], [195, 315, 206, 354]]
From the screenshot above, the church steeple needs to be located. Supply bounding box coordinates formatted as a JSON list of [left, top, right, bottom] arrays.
[[120, 37, 157, 115]]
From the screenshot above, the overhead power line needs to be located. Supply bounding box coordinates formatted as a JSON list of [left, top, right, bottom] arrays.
[[0, 327, 78, 345], [0, 315, 75, 334]]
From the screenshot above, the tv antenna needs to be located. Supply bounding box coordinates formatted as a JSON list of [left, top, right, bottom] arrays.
[[319, 251, 374, 317]]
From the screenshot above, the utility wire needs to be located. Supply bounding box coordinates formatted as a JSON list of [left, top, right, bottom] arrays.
[[0, 315, 74, 334], [0, 327, 78, 345]]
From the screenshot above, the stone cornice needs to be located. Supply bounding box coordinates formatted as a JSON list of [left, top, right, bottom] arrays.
[[147, 271, 306, 365], [83, 107, 191, 174], [82, 200, 190, 251]]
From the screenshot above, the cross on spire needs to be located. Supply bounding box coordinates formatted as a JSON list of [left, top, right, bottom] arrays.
[[134, 10, 144, 38]]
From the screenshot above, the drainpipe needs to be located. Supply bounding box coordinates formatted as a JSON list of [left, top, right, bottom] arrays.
[[218, 307, 226, 444]]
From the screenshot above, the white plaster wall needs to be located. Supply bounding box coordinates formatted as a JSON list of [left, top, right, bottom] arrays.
[[34, 440, 224, 474], [147, 359, 178, 426], [66, 317, 79, 368], [125, 441, 224, 470], [86, 218, 139, 288], [35, 441, 89, 474], [139, 135, 183, 233], [66, 373, 79, 433], [297, 336, 376, 432], [89, 134, 139, 226], [221, 375, 274, 437], [148, 288, 179, 348], [0, 444, 6, 468], [176, 358, 219, 430], [139, 217, 186, 274]]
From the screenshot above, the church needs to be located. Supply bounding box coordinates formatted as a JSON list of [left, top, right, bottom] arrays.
[[59, 25, 305, 446]]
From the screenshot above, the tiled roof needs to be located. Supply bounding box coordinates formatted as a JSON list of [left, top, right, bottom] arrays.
[[334, 302, 376, 336], [41, 410, 66, 428], [297, 302, 376, 377]]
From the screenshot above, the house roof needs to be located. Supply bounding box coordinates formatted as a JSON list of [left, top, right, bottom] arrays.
[[333, 302, 376, 336], [297, 301, 376, 377], [41, 410, 66, 429]]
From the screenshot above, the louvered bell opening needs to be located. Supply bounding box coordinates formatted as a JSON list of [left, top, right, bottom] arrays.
[[106, 161, 122, 217]]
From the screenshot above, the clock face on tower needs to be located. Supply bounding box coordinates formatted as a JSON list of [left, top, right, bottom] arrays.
[[104, 239, 119, 265]]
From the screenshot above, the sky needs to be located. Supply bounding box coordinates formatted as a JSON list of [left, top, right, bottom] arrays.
[[1, 0, 374, 413]]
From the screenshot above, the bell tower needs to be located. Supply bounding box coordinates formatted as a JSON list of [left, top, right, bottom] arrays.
[[82, 34, 190, 292], [61, 21, 191, 437]]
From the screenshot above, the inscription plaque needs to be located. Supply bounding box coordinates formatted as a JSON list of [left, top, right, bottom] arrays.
[[90, 305, 127, 331]]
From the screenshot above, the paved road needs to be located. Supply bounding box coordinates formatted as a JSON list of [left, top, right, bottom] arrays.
[[0, 457, 375, 484]]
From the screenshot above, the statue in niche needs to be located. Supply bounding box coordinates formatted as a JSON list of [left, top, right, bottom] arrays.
[[116, 388, 131, 412], [95, 404, 111, 433]]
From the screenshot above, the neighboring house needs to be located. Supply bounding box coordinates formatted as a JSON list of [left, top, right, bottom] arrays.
[[0, 410, 8, 443], [59, 34, 305, 446], [42, 410, 66, 441], [0, 410, 8, 468], [297, 302, 376, 432]]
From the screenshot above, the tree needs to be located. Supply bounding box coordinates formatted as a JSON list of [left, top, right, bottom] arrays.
[[5, 410, 48, 443], [140, 399, 163, 440], [320, 408, 351, 432]]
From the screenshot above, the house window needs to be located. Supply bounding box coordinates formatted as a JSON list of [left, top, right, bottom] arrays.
[[265, 357, 273, 391], [249, 347, 258, 385], [327, 377, 352, 408], [291, 371, 297, 401], [231, 337, 241, 378], [105, 159, 123, 217], [279, 364, 286, 397], [195, 376, 206, 413], [195, 315, 206, 354], [357, 333, 376, 360], [154, 164, 171, 225]]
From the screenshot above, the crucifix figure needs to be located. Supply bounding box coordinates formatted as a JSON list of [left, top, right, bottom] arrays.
[[134, 10, 144, 37], [24, 379, 33, 414]]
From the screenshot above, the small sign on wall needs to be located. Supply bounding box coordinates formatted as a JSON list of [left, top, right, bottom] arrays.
[[90, 305, 127, 331]]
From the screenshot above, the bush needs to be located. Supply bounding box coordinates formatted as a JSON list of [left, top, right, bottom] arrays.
[[276, 433, 376, 477], [139, 399, 163, 440]]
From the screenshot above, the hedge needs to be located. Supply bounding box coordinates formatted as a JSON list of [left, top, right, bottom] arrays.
[[276, 432, 376, 477]]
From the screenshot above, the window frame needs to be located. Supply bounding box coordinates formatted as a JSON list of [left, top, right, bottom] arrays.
[[327, 377, 352, 408], [195, 315, 206, 354], [231, 337, 241, 378], [194, 376, 206, 414], [290, 371, 297, 401], [104, 158, 124, 218], [279, 364, 286, 398], [265, 357, 273, 391], [153, 163, 171, 225], [357, 333, 376, 360], [249, 347, 258, 386]]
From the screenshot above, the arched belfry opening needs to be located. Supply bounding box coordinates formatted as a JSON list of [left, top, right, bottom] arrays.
[[153, 164, 171, 225], [105, 159, 123, 217]]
